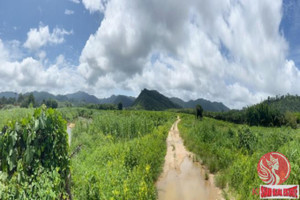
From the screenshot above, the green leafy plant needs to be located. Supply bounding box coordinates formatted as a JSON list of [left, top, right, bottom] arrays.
[[0, 106, 70, 199]]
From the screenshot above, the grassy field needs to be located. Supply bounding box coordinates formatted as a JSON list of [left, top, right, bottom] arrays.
[[69, 110, 175, 199], [178, 114, 300, 199], [2, 106, 299, 199], [0, 108, 34, 128], [0, 107, 176, 199]]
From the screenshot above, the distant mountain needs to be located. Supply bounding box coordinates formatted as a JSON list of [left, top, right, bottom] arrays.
[[24, 91, 56, 103], [0, 92, 18, 99], [0, 90, 229, 111], [99, 95, 118, 104], [132, 89, 181, 110], [66, 91, 100, 104], [0, 91, 136, 106], [169, 97, 186, 108], [113, 95, 135, 107], [170, 97, 230, 112]]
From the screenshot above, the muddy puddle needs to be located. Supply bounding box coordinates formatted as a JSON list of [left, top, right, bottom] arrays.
[[67, 123, 75, 146], [156, 118, 223, 200]]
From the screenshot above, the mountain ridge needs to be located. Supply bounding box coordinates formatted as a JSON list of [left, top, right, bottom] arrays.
[[132, 89, 181, 110], [0, 90, 229, 110], [170, 97, 230, 112]]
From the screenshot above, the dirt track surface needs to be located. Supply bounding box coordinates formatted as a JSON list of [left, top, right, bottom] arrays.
[[156, 117, 223, 200]]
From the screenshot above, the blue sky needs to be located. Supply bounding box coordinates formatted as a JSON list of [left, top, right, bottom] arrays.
[[0, 0, 102, 65], [0, 0, 300, 108], [281, 0, 300, 66]]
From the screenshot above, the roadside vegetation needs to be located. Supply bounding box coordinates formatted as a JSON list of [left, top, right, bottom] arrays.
[[205, 101, 298, 128], [0, 107, 175, 199], [70, 110, 175, 199], [0, 107, 70, 199], [179, 114, 300, 199]]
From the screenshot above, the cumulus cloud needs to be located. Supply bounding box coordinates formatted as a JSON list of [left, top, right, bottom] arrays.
[[65, 9, 75, 15], [0, 39, 84, 94], [24, 24, 73, 51], [82, 0, 108, 13], [77, 0, 300, 108], [69, 0, 80, 4]]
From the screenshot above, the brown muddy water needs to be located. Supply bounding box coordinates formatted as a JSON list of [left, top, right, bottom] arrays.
[[67, 123, 75, 146], [156, 117, 224, 200]]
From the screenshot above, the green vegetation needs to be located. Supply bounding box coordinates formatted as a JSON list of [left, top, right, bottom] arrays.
[[205, 94, 300, 128], [58, 107, 94, 121], [0, 107, 175, 199], [70, 110, 175, 199], [118, 102, 123, 110], [132, 89, 181, 110], [44, 99, 59, 109], [196, 104, 203, 119], [0, 107, 70, 199], [264, 94, 300, 113], [85, 103, 118, 110], [205, 102, 297, 128], [179, 114, 300, 199], [0, 108, 33, 128], [2, 93, 300, 200]]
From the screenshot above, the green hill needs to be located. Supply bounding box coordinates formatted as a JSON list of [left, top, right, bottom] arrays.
[[263, 95, 300, 113], [0, 92, 18, 99], [66, 91, 100, 104], [24, 91, 57, 103], [132, 89, 181, 110], [170, 97, 229, 112]]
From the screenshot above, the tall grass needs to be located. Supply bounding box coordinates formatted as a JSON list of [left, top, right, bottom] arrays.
[[0, 108, 33, 129], [179, 114, 300, 200], [70, 110, 175, 199]]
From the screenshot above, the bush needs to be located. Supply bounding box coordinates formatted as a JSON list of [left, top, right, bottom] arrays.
[[0, 106, 70, 199], [237, 127, 257, 154], [285, 112, 297, 129]]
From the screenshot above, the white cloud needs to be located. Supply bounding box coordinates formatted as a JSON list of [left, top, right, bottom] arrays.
[[0, 38, 84, 94], [0, 39, 9, 62], [37, 50, 46, 61], [69, 0, 80, 4], [65, 9, 75, 15], [82, 0, 108, 13], [24, 24, 73, 51], [78, 0, 300, 108]]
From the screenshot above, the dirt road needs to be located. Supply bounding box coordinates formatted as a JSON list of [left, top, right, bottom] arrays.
[[156, 117, 223, 200]]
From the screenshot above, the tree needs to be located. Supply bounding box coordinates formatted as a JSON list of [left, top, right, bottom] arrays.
[[28, 93, 35, 107], [196, 104, 203, 119], [46, 99, 58, 109], [118, 102, 123, 110], [20, 93, 36, 108], [17, 94, 24, 103], [0, 97, 7, 105]]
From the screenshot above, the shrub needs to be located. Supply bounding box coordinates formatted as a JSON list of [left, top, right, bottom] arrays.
[[0, 106, 70, 199], [237, 127, 257, 154], [284, 112, 297, 129]]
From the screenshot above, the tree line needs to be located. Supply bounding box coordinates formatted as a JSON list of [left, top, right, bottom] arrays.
[[0, 93, 59, 109], [205, 102, 297, 128]]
